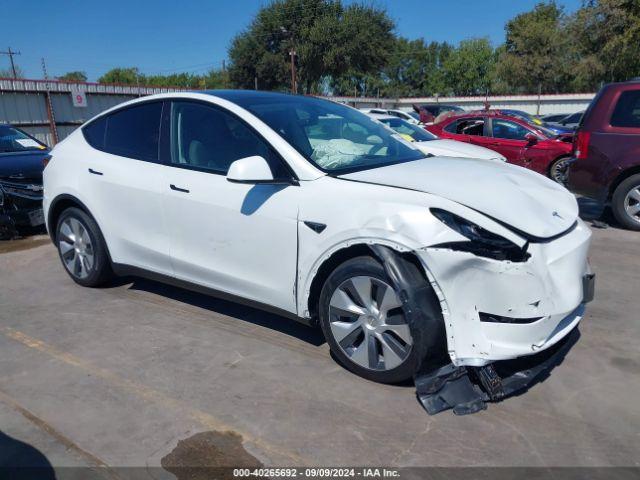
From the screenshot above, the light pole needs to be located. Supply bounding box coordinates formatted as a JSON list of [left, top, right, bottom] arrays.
[[280, 27, 297, 94]]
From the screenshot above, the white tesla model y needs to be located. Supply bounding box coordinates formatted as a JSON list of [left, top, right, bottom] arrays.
[[43, 91, 593, 384]]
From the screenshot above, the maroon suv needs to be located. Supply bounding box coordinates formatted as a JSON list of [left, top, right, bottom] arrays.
[[567, 80, 640, 230]]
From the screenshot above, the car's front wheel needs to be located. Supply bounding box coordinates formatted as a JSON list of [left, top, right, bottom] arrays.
[[318, 256, 430, 384], [56, 207, 113, 287], [612, 174, 640, 231]]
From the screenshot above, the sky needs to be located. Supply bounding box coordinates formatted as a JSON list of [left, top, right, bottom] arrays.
[[0, 0, 583, 82]]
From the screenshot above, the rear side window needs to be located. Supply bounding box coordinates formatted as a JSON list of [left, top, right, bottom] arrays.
[[83, 117, 107, 149], [83, 102, 162, 162], [611, 91, 640, 128], [445, 117, 485, 136]]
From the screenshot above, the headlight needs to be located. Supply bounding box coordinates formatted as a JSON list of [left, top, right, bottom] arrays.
[[430, 208, 529, 262]]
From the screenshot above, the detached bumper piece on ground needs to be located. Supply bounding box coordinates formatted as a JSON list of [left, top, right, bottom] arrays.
[[415, 327, 580, 415]]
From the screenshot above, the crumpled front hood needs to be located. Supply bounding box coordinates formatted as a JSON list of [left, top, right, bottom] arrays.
[[414, 139, 504, 161], [340, 156, 579, 239]]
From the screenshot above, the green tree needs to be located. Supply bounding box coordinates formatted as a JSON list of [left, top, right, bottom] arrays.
[[495, 2, 571, 93], [568, 0, 640, 89], [0, 66, 24, 79], [202, 69, 232, 89], [57, 71, 88, 82], [442, 38, 496, 96], [379, 38, 452, 97], [98, 67, 142, 85], [228, 0, 395, 93]]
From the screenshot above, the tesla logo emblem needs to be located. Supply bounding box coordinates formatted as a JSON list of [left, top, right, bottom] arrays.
[[552, 211, 563, 219]]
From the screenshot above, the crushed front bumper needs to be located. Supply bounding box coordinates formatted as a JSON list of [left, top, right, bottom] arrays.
[[417, 218, 593, 366], [0, 181, 44, 230], [415, 326, 581, 415]]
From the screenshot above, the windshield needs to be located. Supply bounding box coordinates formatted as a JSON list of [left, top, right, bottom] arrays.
[[378, 117, 437, 142], [565, 112, 583, 123], [0, 125, 47, 153], [232, 95, 425, 173], [536, 123, 563, 137], [507, 110, 544, 125]]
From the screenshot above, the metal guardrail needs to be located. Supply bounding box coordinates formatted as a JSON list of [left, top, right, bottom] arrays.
[[0, 77, 186, 95]]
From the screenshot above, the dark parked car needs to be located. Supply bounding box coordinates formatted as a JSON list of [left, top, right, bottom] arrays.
[[427, 110, 573, 182], [547, 111, 584, 131], [412, 103, 464, 124], [567, 80, 640, 230], [541, 113, 571, 123], [0, 124, 48, 239]]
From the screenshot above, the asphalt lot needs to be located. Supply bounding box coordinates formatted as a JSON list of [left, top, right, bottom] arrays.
[[1, 220, 639, 476]]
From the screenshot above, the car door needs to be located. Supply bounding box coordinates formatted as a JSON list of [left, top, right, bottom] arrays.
[[487, 118, 531, 166], [81, 101, 173, 275], [160, 100, 300, 313], [464, 117, 507, 151]]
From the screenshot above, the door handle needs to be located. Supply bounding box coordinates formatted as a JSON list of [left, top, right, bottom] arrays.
[[88, 168, 103, 176], [170, 184, 190, 193]]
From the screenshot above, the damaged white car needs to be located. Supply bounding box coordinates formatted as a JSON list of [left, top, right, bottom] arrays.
[[43, 91, 594, 388]]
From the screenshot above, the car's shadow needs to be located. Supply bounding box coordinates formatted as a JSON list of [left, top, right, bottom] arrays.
[[577, 196, 624, 230], [0, 430, 56, 479], [112, 276, 326, 347]]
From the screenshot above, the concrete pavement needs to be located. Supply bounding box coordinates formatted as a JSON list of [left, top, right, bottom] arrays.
[[0, 226, 639, 475]]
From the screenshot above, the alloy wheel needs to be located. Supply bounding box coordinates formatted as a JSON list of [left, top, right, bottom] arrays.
[[328, 276, 412, 371], [58, 217, 95, 279], [551, 158, 571, 184], [624, 187, 640, 225]]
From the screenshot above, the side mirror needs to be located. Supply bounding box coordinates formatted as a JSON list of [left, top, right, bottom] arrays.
[[524, 133, 538, 145], [226, 156, 275, 184]]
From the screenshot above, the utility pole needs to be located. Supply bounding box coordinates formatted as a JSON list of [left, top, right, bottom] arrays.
[[280, 26, 297, 94], [289, 49, 297, 94], [0, 47, 21, 78], [536, 83, 542, 116], [41, 58, 59, 145]]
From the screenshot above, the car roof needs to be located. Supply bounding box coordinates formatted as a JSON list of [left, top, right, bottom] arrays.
[[434, 109, 540, 125], [368, 113, 396, 120], [202, 89, 298, 103]]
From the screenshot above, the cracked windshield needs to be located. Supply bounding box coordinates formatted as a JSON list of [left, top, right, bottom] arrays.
[[237, 95, 425, 172]]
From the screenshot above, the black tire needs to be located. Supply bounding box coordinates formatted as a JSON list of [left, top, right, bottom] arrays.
[[611, 174, 640, 231], [318, 255, 437, 384], [55, 207, 113, 287], [549, 156, 572, 185]]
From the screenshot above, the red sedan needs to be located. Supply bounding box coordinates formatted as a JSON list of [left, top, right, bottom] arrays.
[[426, 110, 573, 183]]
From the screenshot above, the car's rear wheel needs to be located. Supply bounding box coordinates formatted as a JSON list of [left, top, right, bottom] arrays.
[[612, 174, 640, 231], [318, 256, 431, 384], [549, 156, 572, 185], [56, 207, 113, 286]]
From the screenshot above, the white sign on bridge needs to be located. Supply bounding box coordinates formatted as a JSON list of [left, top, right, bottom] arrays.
[[71, 90, 87, 108]]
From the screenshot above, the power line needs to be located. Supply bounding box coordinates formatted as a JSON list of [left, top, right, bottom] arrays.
[[0, 47, 21, 78]]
